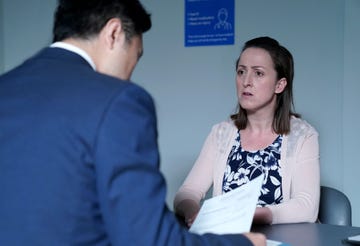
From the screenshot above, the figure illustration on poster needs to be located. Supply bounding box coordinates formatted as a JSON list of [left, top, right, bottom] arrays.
[[214, 8, 232, 30]]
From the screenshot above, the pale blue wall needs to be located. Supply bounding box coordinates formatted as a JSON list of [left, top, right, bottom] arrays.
[[344, 0, 360, 227], [1, 0, 359, 226], [2, 0, 55, 71]]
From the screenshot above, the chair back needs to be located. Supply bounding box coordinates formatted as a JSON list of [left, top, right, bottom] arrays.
[[318, 186, 352, 226]]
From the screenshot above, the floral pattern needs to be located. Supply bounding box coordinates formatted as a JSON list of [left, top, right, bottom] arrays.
[[222, 131, 283, 206]]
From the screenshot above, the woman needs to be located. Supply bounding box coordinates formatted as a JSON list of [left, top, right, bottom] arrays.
[[174, 36, 320, 227]]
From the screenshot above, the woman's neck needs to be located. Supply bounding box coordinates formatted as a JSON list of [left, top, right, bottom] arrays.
[[240, 113, 278, 151]]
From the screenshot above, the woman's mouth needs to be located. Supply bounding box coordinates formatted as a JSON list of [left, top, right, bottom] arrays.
[[242, 92, 253, 96]]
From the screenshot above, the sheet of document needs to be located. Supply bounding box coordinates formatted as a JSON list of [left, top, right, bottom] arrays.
[[189, 174, 264, 235], [346, 234, 360, 244], [266, 239, 291, 246]]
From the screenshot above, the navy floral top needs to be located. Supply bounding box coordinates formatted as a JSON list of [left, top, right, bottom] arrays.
[[222, 131, 283, 206]]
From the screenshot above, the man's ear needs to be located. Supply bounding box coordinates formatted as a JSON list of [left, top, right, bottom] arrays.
[[101, 18, 124, 49], [275, 78, 287, 94]]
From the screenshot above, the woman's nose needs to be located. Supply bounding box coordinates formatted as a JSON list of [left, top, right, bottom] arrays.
[[242, 74, 252, 87]]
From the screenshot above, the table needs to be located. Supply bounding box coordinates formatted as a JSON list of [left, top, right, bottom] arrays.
[[252, 223, 360, 246]]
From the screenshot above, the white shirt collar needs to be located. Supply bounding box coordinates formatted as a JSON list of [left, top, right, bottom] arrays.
[[50, 42, 96, 71]]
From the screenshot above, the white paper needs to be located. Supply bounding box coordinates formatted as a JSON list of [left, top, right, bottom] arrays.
[[189, 174, 263, 235], [348, 234, 360, 242], [266, 239, 290, 246]]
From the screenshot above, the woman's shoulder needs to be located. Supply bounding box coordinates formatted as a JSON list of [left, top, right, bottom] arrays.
[[214, 119, 234, 126], [290, 116, 318, 136], [207, 119, 238, 152], [208, 119, 237, 141], [212, 119, 237, 132]]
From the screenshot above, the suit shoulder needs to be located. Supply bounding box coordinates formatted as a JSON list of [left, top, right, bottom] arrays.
[[116, 83, 154, 111]]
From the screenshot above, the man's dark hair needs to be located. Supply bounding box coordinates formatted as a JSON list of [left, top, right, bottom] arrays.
[[53, 0, 151, 42]]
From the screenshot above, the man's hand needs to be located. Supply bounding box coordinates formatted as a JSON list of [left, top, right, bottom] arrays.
[[253, 207, 273, 224], [175, 199, 200, 228]]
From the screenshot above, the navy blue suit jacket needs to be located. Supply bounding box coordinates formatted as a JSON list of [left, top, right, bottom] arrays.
[[0, 47, 252, 245]]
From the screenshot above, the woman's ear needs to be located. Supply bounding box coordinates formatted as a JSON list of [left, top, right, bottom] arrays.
[[275, 78, 287, 94]]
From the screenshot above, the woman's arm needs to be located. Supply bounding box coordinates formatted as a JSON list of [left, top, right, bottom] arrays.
[[173, 126, 219, 224], [269, 131, 320, 224]]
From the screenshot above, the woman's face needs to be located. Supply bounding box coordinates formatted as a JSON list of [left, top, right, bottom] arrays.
[[236, 47, 286, 115]]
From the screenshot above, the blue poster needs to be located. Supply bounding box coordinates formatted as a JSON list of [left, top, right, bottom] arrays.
[[185, 0, 235, 47]]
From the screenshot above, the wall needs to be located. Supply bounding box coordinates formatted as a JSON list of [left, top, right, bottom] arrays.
[[1, 0, 359, 226], [2, 0, 56, 71], [344, 0, 360, 228]]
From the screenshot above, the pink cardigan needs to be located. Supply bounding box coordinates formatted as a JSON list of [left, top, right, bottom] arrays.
[[174, 117, 320, 224]]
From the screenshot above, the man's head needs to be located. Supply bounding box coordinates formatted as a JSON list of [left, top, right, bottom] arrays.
[[53, 0, 151, 43], [52, 0, 151, 80]]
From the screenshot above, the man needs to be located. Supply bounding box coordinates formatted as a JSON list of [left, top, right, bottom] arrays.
[[0, 0, 265, 245]]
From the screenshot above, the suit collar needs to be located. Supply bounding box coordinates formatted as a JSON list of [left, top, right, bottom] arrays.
[[34, 47, 94, 71], [50, 42, 96, 70]]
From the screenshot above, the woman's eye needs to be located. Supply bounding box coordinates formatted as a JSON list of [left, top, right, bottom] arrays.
[[255, 71, 264, 77], [237, 69, 245, 75]]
